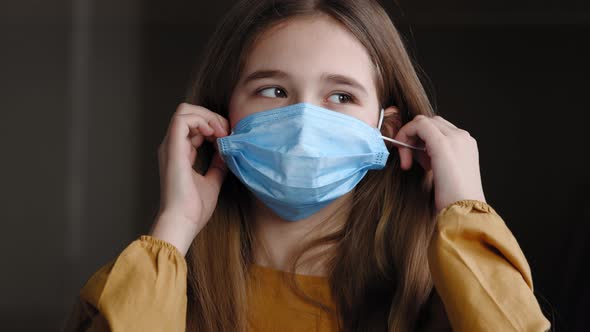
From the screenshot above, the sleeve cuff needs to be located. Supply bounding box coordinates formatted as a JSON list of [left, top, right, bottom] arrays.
[[436, 199, 498, 219], [138, 235, 187, 268]]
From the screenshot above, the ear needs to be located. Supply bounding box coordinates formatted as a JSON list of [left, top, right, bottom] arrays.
[[380, 106, 402, 141]]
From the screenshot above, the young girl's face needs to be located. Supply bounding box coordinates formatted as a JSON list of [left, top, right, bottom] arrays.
[[228, 14, 381, 129]]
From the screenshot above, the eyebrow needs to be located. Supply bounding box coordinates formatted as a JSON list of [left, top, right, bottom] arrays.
[[321, 73, 368, 97], [241, 69, 368, 97], [242, 70, 289, 85]]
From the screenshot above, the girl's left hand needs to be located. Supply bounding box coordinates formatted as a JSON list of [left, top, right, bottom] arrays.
[[393, 114, 487, 214]]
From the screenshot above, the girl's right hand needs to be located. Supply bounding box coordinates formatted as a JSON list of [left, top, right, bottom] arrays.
[[149, 103, 230, 256]]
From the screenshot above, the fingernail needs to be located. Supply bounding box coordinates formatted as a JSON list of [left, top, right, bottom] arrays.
[[218, 123, 228, 135]]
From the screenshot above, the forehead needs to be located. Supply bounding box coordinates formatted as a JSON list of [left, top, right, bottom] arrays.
[[242, 14, 376, 87]]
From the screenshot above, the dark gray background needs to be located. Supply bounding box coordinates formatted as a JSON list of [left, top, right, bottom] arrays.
[[1, 0, 588, 330]]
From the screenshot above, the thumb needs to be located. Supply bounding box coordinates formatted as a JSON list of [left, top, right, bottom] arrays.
[[204, 151, 228, 191]]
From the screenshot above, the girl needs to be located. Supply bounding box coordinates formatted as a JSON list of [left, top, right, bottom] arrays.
[[66, 0, 551, 331]]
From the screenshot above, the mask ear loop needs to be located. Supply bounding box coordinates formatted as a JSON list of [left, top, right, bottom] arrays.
[[378, 108, 385, 130], [378, 108, 426, 151]]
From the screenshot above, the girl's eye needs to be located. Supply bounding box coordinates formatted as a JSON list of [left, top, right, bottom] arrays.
[[328, 93, 354, 104], [258, 87, 287, 98]]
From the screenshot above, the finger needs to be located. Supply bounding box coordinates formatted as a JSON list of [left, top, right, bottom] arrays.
[[393, 134, 422, 170], [179, 114, 215, 137], [391, 119, 423, 168], [177, 113, 218, 138], [168, 114, 216, 156], [397, 145, 432, 171], [414, 150, 432, 171], [212, 113, 230, 135], [188, 134, 214, 166], [200, 114, 228, 137], [431, 116, 455, 136], [190, 134, 205, 149], [159, 132, 169, 157], [432, 115, 457, 129], [158, 130, 171, 171], [203, 151, 228, 192], [175, 103, 230, 135], [188, 145, 197, 166], [158, 127, 172, 153], [204, 135, 221, 152], [395, 115, 445, 170]]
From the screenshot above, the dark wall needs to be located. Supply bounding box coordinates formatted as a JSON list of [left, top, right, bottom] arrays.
[[0, 0, 588, 330], [411, 25, 590, 331], [0, 0, 142, 330]]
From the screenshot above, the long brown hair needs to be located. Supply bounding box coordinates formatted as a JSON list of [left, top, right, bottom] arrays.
[[185, 0, 437, 331]]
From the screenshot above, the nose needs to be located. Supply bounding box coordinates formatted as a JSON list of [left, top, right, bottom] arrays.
[[289, 86, 324, 108], [293, 95, 321, 108]]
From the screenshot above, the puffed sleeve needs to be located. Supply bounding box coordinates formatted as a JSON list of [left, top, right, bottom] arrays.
[[64, 235, 188, 332], [427, 199, 551, 332]]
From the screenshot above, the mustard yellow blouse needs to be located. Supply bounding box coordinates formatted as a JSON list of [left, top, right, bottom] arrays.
[[64, 200, 551, 331]]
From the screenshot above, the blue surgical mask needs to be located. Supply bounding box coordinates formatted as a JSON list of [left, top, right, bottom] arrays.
[[217, 102, 389, 221]]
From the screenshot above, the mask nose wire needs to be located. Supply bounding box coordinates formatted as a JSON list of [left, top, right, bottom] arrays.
[[378, 107, 426, 151]]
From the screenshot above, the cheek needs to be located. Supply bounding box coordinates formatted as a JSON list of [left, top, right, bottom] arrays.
[[368, 111, 380, 128], [227, 90, 250, 130], [339, 109, 379, 128], [228, 87, 285, 129], [337, 92, 380, 128]]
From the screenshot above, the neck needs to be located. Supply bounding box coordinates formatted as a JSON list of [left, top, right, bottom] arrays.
[[251, 192, 353, 276]]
